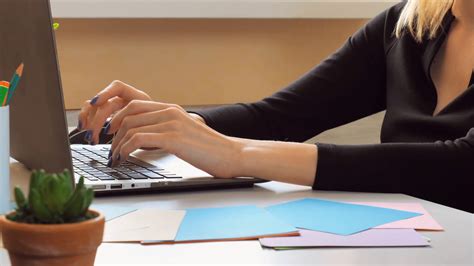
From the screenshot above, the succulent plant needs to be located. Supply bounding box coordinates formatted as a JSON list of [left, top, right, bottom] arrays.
[[7, 169, 96, 224]]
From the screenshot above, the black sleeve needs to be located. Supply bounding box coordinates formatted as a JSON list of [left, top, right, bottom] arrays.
[[193, 6, 397, 142], [315, 129, 474, 212]]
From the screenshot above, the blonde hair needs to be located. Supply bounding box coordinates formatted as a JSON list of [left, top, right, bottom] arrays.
[[395, 0, 454, 42]]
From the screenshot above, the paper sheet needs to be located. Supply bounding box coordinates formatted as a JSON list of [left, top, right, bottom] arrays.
[[266, 198, 422, 235], [260, 228, 429, 248], [103, 209, 186, 242], [171, 205, 298, 243], [349, 202, 443, 230], [90, 204, 137, 222]]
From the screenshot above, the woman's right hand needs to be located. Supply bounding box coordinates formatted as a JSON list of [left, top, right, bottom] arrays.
[[78, 80, 152, 145]]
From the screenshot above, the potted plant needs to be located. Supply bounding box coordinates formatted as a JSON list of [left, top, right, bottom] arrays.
[[0, 169, 104, 266]]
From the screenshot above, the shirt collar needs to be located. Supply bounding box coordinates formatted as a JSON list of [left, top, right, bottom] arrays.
[[421, 8, 456, 82]]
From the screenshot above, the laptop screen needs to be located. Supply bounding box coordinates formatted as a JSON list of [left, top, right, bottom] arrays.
[[0, 0, 73, 174]]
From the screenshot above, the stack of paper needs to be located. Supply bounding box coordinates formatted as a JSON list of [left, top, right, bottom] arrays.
[[259, 198, 442, 249], [96, 198, 442, 248]]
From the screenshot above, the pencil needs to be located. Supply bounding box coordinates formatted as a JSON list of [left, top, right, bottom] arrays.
[[0, 81, 10, 107], [6, 63, 24, 105]]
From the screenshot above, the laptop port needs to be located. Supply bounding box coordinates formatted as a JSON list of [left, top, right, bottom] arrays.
[[110, 184, 123, 189], [91, 185, 106, 190]]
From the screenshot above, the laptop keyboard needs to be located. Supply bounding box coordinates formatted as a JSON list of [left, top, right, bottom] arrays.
[[72, 146, 182, 181]]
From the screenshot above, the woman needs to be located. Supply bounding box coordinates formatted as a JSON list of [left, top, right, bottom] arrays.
[[78, 0, 473, 212]]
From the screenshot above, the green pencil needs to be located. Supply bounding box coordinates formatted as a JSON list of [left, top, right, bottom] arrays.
[[6, 63, 24, 105], [0, 81, 10, 106]]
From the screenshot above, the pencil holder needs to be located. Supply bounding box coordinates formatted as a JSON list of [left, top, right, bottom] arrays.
[[0, 106, 10, 214]]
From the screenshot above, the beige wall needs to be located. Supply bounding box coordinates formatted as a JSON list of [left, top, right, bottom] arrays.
[[55, 19, 367, 109]]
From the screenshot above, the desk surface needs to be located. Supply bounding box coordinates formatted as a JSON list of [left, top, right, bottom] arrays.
[[1, 161, 473, 265], [51, 0, 401, 19]]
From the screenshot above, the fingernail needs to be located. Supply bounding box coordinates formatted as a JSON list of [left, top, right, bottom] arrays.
[[90, 95, 99, 105], [116, 154, 121, 161], [108, 150, 112, 159], [77, 120, 82, 130], [107, 158, 113, 167], [84, 130, 92, 142], [104, 122, 111, 134]]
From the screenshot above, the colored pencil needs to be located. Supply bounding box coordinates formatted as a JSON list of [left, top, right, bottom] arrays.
[[0, 81, 10, 107], [6, 63, 24, 105]]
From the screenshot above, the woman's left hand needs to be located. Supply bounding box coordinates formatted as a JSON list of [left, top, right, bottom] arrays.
[[106, 100, 242, 178]]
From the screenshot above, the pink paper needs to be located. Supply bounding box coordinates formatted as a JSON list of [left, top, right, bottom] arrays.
[[260, 229, 429, 248], [349, 202, 443, 231]]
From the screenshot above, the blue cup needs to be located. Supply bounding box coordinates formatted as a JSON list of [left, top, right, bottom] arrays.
[[0, 106, 10, 214]]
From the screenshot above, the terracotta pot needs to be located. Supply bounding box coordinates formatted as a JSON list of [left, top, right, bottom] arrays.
[[0, 210, 104, 266]]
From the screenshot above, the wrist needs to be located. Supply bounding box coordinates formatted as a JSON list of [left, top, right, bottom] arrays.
[[189, 113, 206, 124], [227, 137, 251, 178], [226, 138, 317, 186]]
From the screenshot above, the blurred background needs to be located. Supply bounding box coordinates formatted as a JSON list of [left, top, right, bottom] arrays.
[[53, 0, 398, 143]]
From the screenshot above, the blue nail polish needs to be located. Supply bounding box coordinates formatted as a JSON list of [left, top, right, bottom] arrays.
[[107, 158, 113, 167], [104, 122, 111, 134], [108, 150, 112, 159], [84, 130, 92, 142], [90, 95, 99, 105], [77, 120, 82, 130]]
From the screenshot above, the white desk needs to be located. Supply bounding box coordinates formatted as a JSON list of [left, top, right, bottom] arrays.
[[51, 0, 401, 19], [1, 161, 473, 265]]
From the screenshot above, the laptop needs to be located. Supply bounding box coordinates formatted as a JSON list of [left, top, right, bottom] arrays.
[[0, 0, 266, 194]]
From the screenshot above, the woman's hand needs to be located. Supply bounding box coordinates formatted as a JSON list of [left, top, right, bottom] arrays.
[[78, 80, 152, 145], [78, 80, 317, 185], [107, 100, 242, 178]]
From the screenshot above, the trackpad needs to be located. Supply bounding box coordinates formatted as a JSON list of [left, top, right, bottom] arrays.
[[131, 149, 213, 179]]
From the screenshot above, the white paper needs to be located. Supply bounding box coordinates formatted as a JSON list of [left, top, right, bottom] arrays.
[[103, 209, 186, 242]]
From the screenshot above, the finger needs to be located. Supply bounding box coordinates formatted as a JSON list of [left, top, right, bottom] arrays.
[[89, 80, 151, 107], [112, 132, 171, 167], [89, 97, 127, 144], [112, 121, 179, 157], [108, 101, 180, 134], [111, 109, 179, 151], [78, 100, 93, 130], [84, 106, 98, 143]]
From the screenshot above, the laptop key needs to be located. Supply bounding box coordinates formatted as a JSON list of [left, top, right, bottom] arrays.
[[129, 167, 147, 172], [129, 173, 148, 179], [94, 173, 112, 177], [141, 172, 163, 178], [100, 168, 118, 173], [96, 175, 115, 181], [109, 172, 132, 180], [146, 166, 165, 171]]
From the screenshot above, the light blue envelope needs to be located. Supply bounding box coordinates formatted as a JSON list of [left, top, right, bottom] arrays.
[[175, 205, 297, 242], [90, 204, 137, 222], [266, 198, 422, 235]]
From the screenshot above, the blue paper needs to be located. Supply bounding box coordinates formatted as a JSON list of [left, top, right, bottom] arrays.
[[175, 205, 297, 242], [266, 198, 422, 235], [90, 204, 137, 222]]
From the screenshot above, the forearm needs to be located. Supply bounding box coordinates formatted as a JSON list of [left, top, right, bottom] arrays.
[[232, 137, 318, 186]]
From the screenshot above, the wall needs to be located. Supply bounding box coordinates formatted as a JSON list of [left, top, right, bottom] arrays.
[[54, 19, 367, 109]]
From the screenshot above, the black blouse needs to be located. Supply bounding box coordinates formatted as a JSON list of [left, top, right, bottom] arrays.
[[193, 2, 474, 213]]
